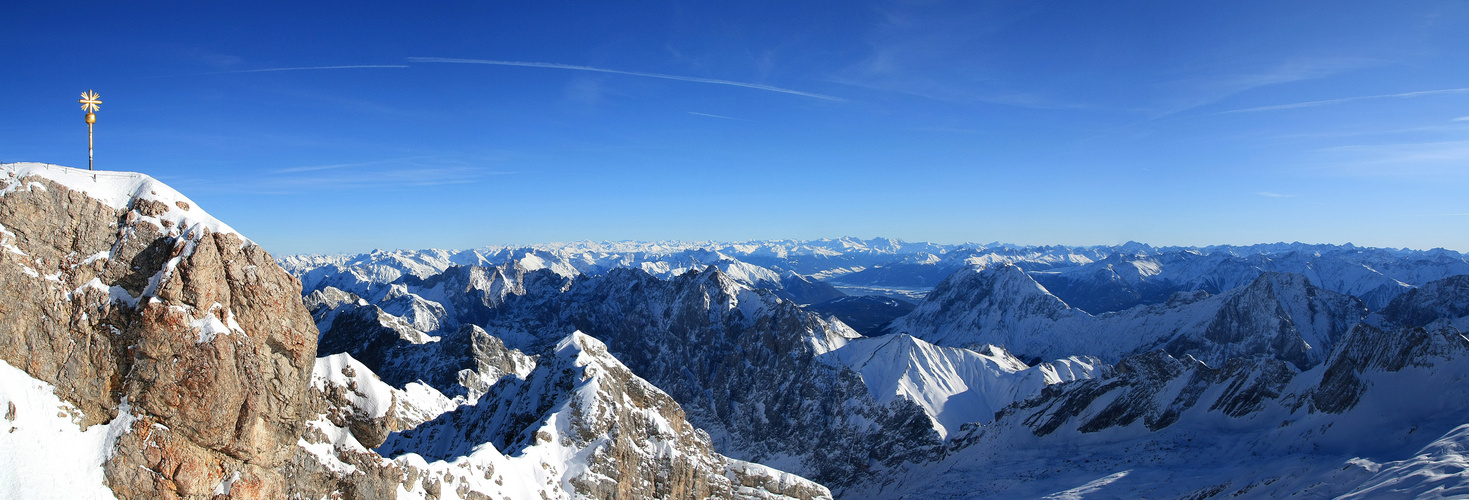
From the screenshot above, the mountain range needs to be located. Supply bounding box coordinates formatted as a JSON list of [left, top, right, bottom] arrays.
[[4, 163, 1469, 499]]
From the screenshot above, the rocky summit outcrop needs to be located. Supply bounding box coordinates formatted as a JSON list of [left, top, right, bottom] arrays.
[[0, 163, 317, 499]]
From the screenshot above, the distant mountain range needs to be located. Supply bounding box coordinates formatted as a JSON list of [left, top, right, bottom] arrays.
[[283, 237, 1469, 497], [5, 162, 1469, 499]]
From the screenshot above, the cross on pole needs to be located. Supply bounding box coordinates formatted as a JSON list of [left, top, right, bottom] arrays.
[[79, 90, 101, 170]]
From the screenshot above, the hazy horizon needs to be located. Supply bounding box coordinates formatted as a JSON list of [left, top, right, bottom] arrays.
[[6, 2, 1467, 254]]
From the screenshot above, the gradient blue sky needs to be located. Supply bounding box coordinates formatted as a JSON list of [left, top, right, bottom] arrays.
[[4, 1, 1468, 254]]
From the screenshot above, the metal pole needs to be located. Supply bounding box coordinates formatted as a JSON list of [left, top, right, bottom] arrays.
[[79, 91, 101, 171]]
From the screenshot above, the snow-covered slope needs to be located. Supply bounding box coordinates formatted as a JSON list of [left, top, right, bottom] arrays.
[[0, 359, 132, 500], [890, 265, 1366, 370], [854, 317, 1469, 499], [819, 334, 1103, 438], [309, 258, 1118, 493], [2, 162, 240, 239], [299, 331, 832, 500]]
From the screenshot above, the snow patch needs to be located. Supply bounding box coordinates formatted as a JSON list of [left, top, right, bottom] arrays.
[[0, 359, 132, 500]]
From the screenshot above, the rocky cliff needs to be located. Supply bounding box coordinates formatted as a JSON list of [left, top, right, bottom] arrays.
[[0, 163, 317, 498]]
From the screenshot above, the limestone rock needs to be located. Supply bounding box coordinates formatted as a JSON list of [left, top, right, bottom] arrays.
[[0, 164, 316, 499]]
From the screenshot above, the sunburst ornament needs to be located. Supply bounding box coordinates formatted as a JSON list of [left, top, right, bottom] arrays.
[[79, 90, 101, 170], [79, 90, 101, 113]]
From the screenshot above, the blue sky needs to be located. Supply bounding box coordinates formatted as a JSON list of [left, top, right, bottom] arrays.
[[4, 1, 1468, 254]]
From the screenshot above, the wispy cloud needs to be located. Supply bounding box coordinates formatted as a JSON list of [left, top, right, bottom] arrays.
[[163, 65, 410, 77], [1151, 57, 1381, 117], [1220, 87, 1469, 114], [409, 57, 845, 102], [1314, 140, 1469, 178], [1257, 191, 1295, 198], [688, 112, 748, 121], [272, 156, 434, 174], [1455, 116, 1469, 122], [205, 157, 522, 194]]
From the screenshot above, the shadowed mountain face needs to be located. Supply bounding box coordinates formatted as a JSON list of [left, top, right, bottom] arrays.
[[314, 265, 954, 490], [805, 295, 917, 336], [889, 265, 1366, 371]]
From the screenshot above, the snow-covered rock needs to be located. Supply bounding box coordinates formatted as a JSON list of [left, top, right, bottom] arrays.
[[0, 163, 319, 499], [853, 320, 1469, 499], [297, 331, 833, 500], [819, 334, 1103, 438]]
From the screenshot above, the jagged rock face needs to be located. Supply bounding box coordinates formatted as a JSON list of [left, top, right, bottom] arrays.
[[0, 166, 317, 499], [301, 333, 832, 500], [873, 320, 1469, 499], [886, 264, 1080, 349], [319, 308, 534, 402], [1379, 274, 1469, 328], [892, 266, 1366, 371], [979, 320, 1469, 440], [487, 267, 942, 489], [315, 263, 940, 490], [1308, 323, 1469, 414], [1167, 272, 1366, 370]]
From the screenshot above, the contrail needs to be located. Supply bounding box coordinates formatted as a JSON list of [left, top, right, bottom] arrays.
[[409, 57, 845, 102], [1220, 87, 1469, 114], [159, 65, 410, 77], [211, 65, 410, 74], [688, 112, 749, 121]]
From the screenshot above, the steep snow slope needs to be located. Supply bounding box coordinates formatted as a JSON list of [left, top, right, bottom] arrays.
[[0, 360, 131, 500], [819, 334, 1103, 438]]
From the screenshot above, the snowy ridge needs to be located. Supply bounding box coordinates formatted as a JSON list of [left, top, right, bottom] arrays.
[[297, 331, 832, 499], [891, 266, 1367, 369], [819, 334, 1104, 438], [284, 239, 1469, 316], [311, 353, 456, 424], [1, 162, 241, 240], [853, 318, 1469, 499]]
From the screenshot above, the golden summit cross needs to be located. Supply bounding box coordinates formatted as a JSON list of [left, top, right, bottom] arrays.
[[80, 90, 101, 170]]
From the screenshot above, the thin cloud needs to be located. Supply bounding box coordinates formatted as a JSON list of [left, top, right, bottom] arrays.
[[1312, 140, 1469, 178], [1455, 116, 1469, 122], [1220, 87, 1469, 114], [409, 57, 845, 102], [1257, 191, 1295, 198], [162, 65, 410, 77], [272, 156, 434, 174], [688, 112, 748, 121]]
